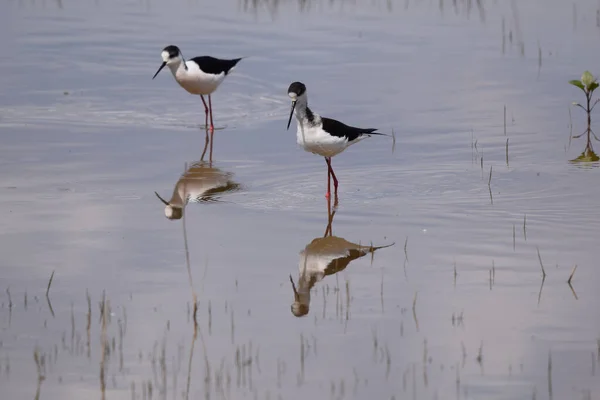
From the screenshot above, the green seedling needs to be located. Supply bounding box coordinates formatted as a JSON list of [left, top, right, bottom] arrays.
[[569, 71, 600, 161]]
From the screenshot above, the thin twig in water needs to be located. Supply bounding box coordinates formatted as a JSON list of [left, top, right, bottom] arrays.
[[404, 236, 408, 261], [505, 138, 509, 166], [412, 292, 419, 332], [100, 293, 107, 400], [453, 261, 457, 287], [537, 274, 546, 306], [182, 206, 198, 327], [536, 247, 547, 278], [488, 166, 493, 187], [391, 129, 396, 154], [45, 271, 55, 318], [184, 328, 197, 400], [567, 265, 578, 284], [567, 265, 579, 300], [46, 271, 54, 297]]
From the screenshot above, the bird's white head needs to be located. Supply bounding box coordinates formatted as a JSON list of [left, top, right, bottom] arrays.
[[164, 204, 183, 220], [154, 191, 183, 220], [289, 275, 309, 317], [152, 45, 183, 79], [286, 81, 307, 130]]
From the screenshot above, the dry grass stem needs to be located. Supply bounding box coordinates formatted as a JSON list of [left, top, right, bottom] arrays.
[[412, 291, 419, 332], [46, 270, 55, 297], [45, 271, 55, 318], [536, 247, 547, 278], [567, 265, 578, 284], [182, 208, 198, 328]]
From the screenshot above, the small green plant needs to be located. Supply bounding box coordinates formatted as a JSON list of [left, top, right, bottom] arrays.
[[569, 71, 600, 162], [570, 71, 600, 139]]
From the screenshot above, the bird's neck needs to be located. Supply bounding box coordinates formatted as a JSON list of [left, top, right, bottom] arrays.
[[295, 273, 317, 306], [294, 97, 317, 126], [168, 58, 187, 76]]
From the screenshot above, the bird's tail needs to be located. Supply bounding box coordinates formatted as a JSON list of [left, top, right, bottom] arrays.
[[364, 132, 392, 139]]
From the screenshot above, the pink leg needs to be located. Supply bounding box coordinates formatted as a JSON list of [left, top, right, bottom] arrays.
[[209, 129, 214, 164], [200, 95, 209, 129], [200, 128, 210, 161], [324, 193, 332, 237], [208, 95, 215, 132], [326, 157, 339, 198], [324, 158, 331, 199]]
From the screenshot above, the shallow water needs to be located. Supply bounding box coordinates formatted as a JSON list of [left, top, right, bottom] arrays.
[[2, 0, 600, 399]]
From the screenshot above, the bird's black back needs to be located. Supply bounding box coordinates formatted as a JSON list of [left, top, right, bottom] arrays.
[[189, 56, 242, 75], [321, 117, 379, 142]]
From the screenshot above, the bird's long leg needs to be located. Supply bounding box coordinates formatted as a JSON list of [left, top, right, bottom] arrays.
[[326, 157, 339, 199], [200, 95, 209, 129], [324, 194, 332, 237], [209, 128, 214, 165], [323, 194, 337, 237], [208, 94, 215, 132], [200, 127, 210, 161], [324, 157, 331, 199]]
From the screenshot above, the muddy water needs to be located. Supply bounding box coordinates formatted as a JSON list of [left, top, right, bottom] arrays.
[[1, 0, 600, 399]]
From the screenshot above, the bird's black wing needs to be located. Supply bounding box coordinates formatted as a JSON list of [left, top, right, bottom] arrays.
[[321, 117, 380, 142], [323, 249, 366, 276], [189, 56, 242, 75]]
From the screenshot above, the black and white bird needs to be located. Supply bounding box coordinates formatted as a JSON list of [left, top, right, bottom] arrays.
[[152, 45, 242, 131], [286, 81, 386, 199]]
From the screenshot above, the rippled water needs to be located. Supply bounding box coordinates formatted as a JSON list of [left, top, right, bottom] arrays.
[[2, 0, 600, 399]]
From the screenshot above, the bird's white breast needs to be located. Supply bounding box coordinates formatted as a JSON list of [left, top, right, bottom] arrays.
[[174, 61, 226, 95], [298, 248, 351, 281], [176, 171, 229, 203], [296, 122, 349, 158]]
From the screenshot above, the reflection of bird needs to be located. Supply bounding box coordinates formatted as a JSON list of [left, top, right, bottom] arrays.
[[154, 160, 240, 220], [289, 205, 393, 317], [286, 81, 387, 199], [152, 45, 243, 131]]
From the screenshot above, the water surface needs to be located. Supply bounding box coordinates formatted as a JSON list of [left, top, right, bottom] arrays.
[[1, 1, 600, 399]]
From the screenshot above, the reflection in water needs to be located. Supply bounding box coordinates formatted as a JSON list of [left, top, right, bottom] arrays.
[[289, 199, 393, 317], [239, 0, 486, 20], [154, 130, 241, 219], [570, 133, 600, 165]]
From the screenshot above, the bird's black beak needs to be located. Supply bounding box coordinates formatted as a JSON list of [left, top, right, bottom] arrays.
[[154, 191, 169, 205], [152, 61, 167, 80], [289, 274, 300, 301], [286, 101, 296, 130]]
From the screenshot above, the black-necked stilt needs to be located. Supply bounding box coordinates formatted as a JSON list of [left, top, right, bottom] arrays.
[[154, 160, 240, 220], [286, 81, 386, 199], [152, 45, 242, 132], [289, 204, 393, 317]]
